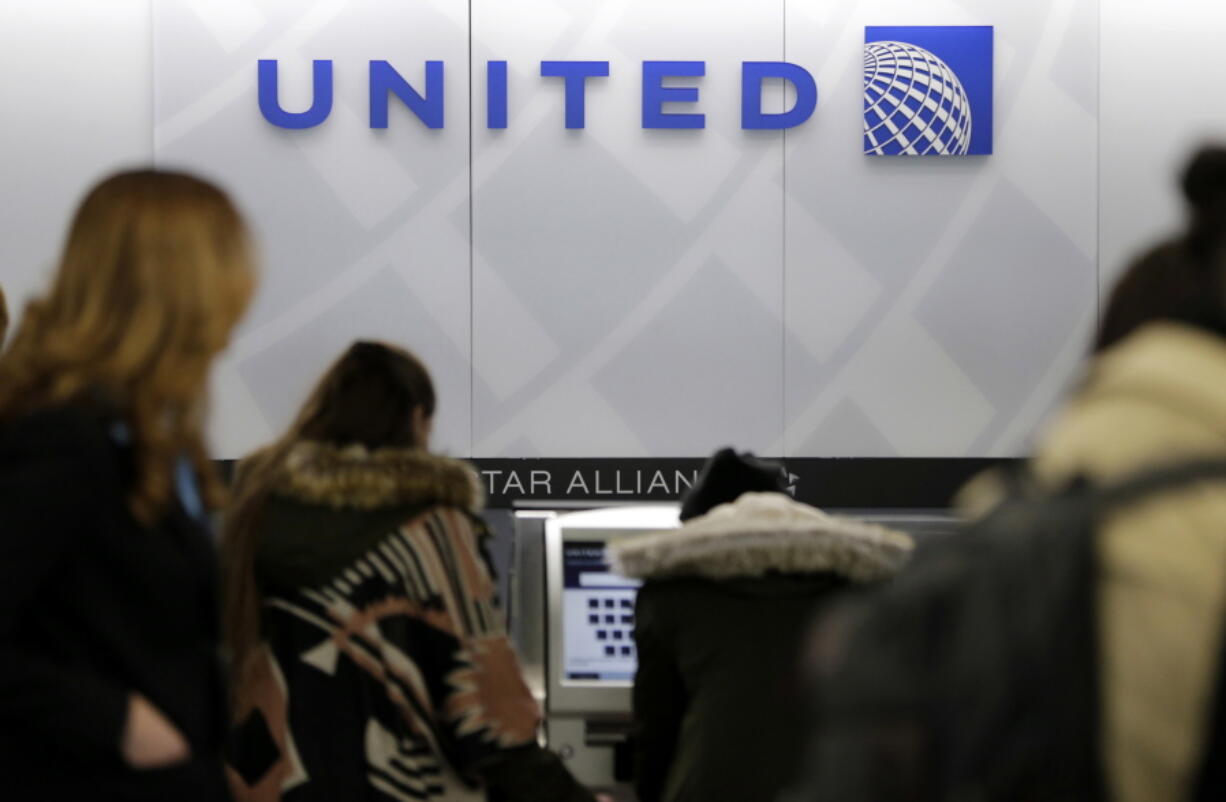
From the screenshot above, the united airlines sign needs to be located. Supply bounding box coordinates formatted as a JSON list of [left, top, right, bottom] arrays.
[[258, 25, 993, 155]]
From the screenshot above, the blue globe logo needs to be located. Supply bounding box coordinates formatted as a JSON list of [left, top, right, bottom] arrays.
[[864, 40, 973, 156]]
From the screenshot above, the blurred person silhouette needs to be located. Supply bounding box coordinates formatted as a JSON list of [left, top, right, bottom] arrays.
[[787, 146, 1226, 802], [222, 341, 606, 802], [0, 170, 256, 799], [607, 448, 912, 802], [1036, 144, 1226, 802], [0, 283, 8, 344]]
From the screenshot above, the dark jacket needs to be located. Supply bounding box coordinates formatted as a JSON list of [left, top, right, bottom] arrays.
[[227, 441, 595, 802], [0, 404, 230, 800], [608, 492, 912, 802]]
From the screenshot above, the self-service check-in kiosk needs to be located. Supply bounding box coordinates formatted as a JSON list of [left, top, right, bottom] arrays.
[[509, 505, 679, 795]]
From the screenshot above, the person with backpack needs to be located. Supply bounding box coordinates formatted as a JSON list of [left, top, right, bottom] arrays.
[[786, 146, 1226, 802], [1024, 147, 1226, 801], [609, 448, 912, 802]]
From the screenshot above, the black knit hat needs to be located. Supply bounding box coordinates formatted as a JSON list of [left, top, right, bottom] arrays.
[[679, 447, 788, 521], [1182, 145, 1226, 259]]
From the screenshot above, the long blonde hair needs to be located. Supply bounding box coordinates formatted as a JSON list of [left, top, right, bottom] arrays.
[[0, 169, 255, 522]]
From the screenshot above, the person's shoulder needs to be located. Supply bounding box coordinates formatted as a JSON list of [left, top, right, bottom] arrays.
[[413, 501, 486, 530], [0, 404, 119, 509], [635, 576, 712, 606], [0, 403, 115, 461], [398, 503, 491, 568]]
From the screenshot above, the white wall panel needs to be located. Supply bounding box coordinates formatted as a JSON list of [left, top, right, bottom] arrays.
[[0, 0, 153, 336], [783, 0, 1099, 457], [470, 0, 787, 457], [1099, 0, 1226, 290], [10, 1, 1226, 461], [153, 0, 473, 457]]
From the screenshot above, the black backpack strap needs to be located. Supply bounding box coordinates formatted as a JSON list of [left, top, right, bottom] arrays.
[[998, 458, 1226, 516], [1093, 458, 1226, 511], [1195, 624, 1226, 800]]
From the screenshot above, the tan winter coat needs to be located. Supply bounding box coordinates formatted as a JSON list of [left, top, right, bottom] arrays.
[[1031, 323, 1226, 802]]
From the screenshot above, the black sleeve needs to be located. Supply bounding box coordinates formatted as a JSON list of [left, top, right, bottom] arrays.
[[477, 744, 597, 802], [632, 585, 687, 802], [0, 412, 131, 762]]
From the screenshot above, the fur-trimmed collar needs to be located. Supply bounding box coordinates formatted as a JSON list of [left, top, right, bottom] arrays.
[[609, 492, 913, 584], [268, 441, 483, 513]]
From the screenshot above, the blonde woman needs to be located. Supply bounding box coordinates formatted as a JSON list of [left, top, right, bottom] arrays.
[[0, 170, 255, 799]]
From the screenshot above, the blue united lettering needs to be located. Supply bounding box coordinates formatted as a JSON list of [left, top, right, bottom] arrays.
[[257, 59, 818, 131]]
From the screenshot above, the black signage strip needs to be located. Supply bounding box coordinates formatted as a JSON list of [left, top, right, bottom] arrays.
[[216, 457, 1016, 509], [470, 457, 1015, 509]]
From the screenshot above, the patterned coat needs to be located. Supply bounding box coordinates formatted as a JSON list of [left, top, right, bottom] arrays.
[[227, 443, 593, 802]]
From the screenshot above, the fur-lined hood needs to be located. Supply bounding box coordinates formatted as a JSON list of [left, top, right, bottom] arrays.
[[267, 440, 483, 513], [609, 492, 913, 584]]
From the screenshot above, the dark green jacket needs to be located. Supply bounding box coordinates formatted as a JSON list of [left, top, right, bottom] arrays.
[[609, 492, 913, 802]]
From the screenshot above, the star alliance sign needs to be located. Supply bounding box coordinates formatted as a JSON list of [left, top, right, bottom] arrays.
[[257, 59, 819, 131]]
